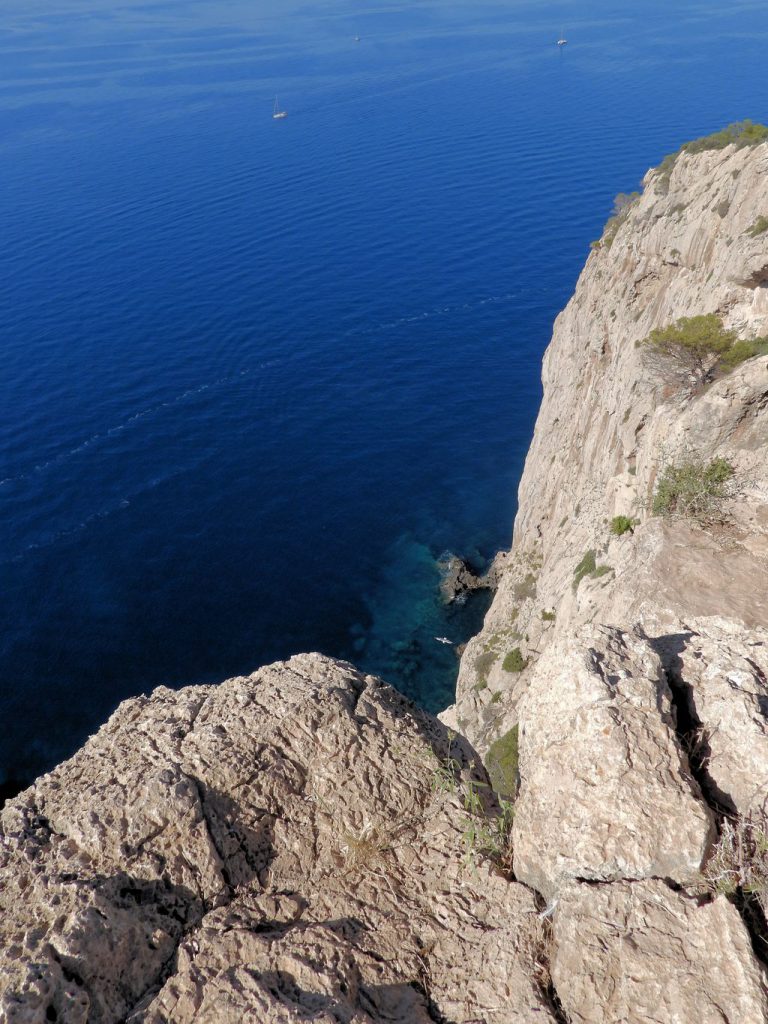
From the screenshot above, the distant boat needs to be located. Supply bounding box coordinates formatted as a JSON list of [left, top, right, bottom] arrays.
[[272, 96, 288, 120], [354, 35, 361, 43], [557, 30, 568, 46], [434, 636, 453, 645]]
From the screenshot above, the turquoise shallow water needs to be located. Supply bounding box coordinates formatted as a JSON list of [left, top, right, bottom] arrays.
[[1, 0, 766, 787]]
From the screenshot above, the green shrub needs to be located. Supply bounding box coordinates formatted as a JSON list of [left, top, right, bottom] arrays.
[[746, 215, 768, 237], [640, 315, 768, 379], [652, 455, 735, 522], [639, 314, 736, 378], [610, 515, 634, 537], [502, 648, 528, 673], [718, 337, 768, 370], [486, 725, 519, 799], [655, 121, 768, 191], [541, 609, 556, 622]]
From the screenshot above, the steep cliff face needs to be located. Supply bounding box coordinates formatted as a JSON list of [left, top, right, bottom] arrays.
[[2, 138, 768, 1023], [439, 136, 768, 1021], [445, 138, 768, 748]]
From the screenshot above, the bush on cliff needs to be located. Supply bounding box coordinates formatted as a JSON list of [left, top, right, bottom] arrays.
[[639, 314, 768, 382], [502, 648, 528, 673], [638, 314, 735, 380], [652, 455, 735, 522], [655, 120, 768, 191], [718, 336, 768, 371]]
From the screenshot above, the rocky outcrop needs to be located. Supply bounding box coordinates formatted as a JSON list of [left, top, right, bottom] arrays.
[[553, 880, 768, 1023], [0, 656, 554, 1024], [513, 625, 714, 898]]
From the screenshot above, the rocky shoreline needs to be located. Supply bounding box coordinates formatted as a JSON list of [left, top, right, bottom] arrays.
[[2, 131, 768, 1022]]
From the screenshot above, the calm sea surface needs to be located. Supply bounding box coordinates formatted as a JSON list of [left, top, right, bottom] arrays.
[[1, 0, 766, 787]]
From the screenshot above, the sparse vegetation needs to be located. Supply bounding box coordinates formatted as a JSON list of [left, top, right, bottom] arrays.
[[462, 796, 515, 874], [652, 454, 735, 522], [610, 515, 635, 537], [502, 648, 528, 674], [340, 822, 392, 870], [747, 214, 768, 237], [486, 725, 520, 799], [428, 738, 515, 874], [704, 816, 768, 906], [513, 572, 538, 602], [654, 120, 768, 192], [573, 549, 612, 589], [602, 191, 641, 248], [541, 609, 556, 622]]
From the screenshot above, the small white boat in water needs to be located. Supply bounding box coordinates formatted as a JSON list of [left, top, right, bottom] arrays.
[[434, 636, 453, 645], [272, 96, 288, 120], [557, 30, 568, 46]]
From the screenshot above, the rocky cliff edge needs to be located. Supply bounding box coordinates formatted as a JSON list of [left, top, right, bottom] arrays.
[[3, 135, 768, 1023]]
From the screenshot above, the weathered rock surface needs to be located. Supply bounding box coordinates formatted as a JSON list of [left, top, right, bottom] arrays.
[[513, 625, 714, 897], [552, 879, 768, 1023], [654, 616, 768, 816], [0, 655, 554, 1024]]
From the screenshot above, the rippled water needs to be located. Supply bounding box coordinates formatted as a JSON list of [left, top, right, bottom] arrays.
[[1, 0, 766, 787]]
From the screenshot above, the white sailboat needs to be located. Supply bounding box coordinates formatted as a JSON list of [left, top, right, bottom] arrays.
[[557, 29, 568, 46], [272, 96, 287, 120]]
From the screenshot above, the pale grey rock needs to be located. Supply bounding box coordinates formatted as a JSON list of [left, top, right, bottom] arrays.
[[0, 655, 554, 1024], [552, 879, 768, 1024], [655, 616, 768, 816], [512, 624, 714, 898]]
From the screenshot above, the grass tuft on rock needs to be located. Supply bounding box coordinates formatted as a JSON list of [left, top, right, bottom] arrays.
[[746, 214, 768, 238], [610, 515, 635, 537]]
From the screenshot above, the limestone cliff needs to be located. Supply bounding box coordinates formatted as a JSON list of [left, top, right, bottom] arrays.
[[2, 135, 768, 1023]]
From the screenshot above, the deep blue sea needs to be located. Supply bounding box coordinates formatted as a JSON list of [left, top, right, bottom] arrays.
[[1, 0, 766, 790]]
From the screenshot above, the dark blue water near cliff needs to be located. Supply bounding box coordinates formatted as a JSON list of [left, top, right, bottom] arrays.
[[1, 0, 766, 785]]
